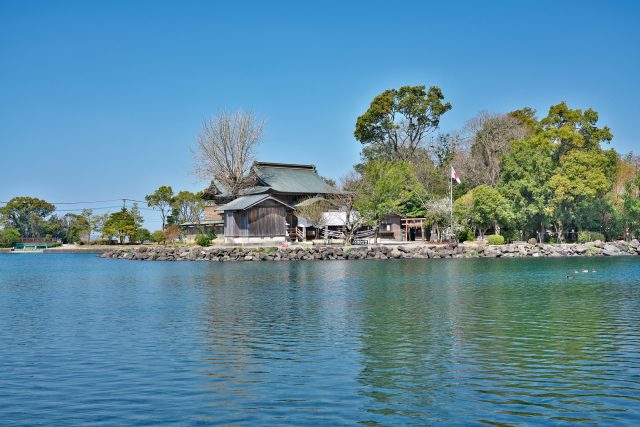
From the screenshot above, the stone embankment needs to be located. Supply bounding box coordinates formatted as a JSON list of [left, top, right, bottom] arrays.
[[100, 239, 640, 262]]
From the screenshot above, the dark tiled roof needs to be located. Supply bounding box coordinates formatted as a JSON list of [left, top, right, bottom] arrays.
[[202, 162, 338, 201], [253, 162, 337, 194]]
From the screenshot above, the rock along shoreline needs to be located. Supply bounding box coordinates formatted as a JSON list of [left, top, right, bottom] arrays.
[[100, 240, 640, 262]]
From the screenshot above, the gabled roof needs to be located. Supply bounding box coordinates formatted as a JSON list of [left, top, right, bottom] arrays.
[[253, 162, 338, 194], [202, 161, 339, 200], [201, 181, 270, 201], [201, 181, 223, 200], [216, 194, 294, 212]]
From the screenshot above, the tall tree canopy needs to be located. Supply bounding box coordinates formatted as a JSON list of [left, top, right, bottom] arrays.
[[102, 208, 137, 244], [171, 191, 205, 225], [547, 150, 616, 240], [145, 185, 174, 230], [498, 136, 556, 240], [0, 197, 55, 237], [354, 85, 452, 161], [64, 213, 91, 243], [496, 102, 617, 241], [539, 102, 613, 160]]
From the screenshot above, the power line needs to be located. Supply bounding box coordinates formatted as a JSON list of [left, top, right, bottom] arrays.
[[54, 206, 123, 212], [51, 206, 158, 213], [0, 198, 147, 205]]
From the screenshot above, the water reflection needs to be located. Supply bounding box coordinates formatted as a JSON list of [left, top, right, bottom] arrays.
[[354, 259, 640, 425], [0, 255, 639, 425]]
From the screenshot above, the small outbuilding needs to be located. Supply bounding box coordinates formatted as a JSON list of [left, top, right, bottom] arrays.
[[217, 194, 294, 244]]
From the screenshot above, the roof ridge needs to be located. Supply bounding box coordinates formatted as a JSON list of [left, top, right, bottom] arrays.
[[254, 161, 316, 170]]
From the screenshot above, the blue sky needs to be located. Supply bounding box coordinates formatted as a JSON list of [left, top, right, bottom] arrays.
[[1, 0, 639, 229]]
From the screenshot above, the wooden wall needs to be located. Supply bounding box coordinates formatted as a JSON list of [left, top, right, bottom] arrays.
[[224, 200, 287, 237]]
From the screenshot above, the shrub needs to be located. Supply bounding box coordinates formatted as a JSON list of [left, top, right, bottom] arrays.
[[151, 230, 165, 244], [458, 228, 474, 243], [0, 227, 21, 247], [528, 238, 537, 245], [503, 230, 520, 243], [134, 228, 151, 244], [164, 225, 181, 243], [577, 231, 606, 243], [195, 234, 211, 247], [487, 234, 505, 245]]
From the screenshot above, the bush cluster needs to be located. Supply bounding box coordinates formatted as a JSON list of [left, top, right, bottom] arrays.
[[195, 234, 211, 247], [151, 230, 166, 243], [577, 231, 606, 243], [503, 230, 520, 243], [0, 228, 20, 248], [457, 228, 474, 243], [487, 234, 505, 245]]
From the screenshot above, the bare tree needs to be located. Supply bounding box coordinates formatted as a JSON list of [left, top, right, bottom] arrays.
[[295, 198, 330, 241], [193, 110, 265, 196], [453, 112, 529, 187], [328, 172, 368, 244]]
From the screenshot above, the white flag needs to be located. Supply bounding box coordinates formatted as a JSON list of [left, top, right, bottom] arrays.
[[451, 167, 461, 184]]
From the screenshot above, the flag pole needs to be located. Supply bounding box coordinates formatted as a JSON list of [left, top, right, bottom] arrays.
[[450, 170, 453, 241]]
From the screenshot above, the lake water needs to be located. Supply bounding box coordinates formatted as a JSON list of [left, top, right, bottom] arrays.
[[1, 254, 639, 426]]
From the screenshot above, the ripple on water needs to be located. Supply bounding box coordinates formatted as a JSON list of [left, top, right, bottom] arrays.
[[0, 254, 639, 425]]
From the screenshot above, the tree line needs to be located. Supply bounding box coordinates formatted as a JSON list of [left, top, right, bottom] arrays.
[[346, 86, 640, 243], [0, 188, 206, 246]]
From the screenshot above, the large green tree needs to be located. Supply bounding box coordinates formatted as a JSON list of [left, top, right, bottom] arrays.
[[497, 102, 617, 242], [145, 185, 174, 230], [0, 197, 56, 237], [354, 85, 452, 161], [64, 213, 91, 243], [132, 228, 152, 244], [102, 208, 137, 244], [509, 107, 538, 132], [498, 136, 555, 241], [547, 150, 615, 240], [621, 176, 640, 240], [468, 185, 514, 238], [355, 160, 419, 242], [171, 191, 204, 225], [540, 102, 613, 161]]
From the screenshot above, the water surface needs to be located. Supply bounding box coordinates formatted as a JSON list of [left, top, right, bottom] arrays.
[[1, 254, 639, 425]]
